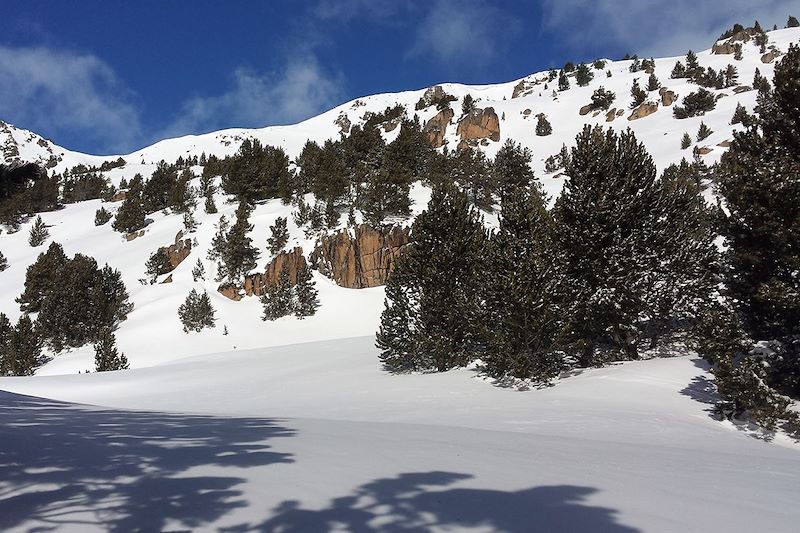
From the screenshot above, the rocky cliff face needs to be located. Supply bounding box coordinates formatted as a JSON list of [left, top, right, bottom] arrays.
[[166, 231, 193, 270], [243, 247, 308, 297], [310, 225, 409, 288], [424, 108, 454, 148], [456, 107, 501, 150]]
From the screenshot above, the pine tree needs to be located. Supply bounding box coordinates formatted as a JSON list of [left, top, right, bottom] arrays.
[[192, 258, 205, 281], [17, 241, 67, 312], [575, 63, 593, 86], [590, 87, 616, 111], [261, 264, 295, 320], [535, 114, 553, 136], [647, 73, 661, 92], [629, 79, 646, 108], [28, 216, 49, 247], [483, 185, 564, 382], [628, 57, 641, 73], [671, 61, 687, 79], [681, 132, 693, 149], [268, 217, 289, 255], [94, 327, 129, 371], [558, 70, 570, 91], [113, 177, 146, 233], [492, 140, 535, 200], [142, 161, 179, 213], [697, 121, 713, 141], [294, 264, 319, 318], [376, 185, 487, 372], [145, 248, 172, 283], [461, 94, 477, 116], [178, 289, 216, 332], [734, 44, 743, 61], [673, 88, 716, 118], [8, 315, 41, 376], [183, 211, 197, 232], [95, 206, 113, 226], [788, 15, 799, 28], [731, 103, 754, 127], [0, 250, 7, 272], [216, 201, 259, 284]]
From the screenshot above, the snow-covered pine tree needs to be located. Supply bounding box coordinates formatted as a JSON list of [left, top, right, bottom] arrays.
[[94, 327, 129, 371], [482, 185, 564, 382], [575, 63, 593, 86], [192, 258, 205, 281], [94, 207, 113, 226], [294, 264, 319, 318], [629, 79, 646, 109], [0, 250, 7, 271], [178, 289, 216, 332], [647, 73, 661, 92], [28, 216, 49, 247], [376, 261, 416, 371], [268, 217, 290, 255], [261, 263, 295, 320], [558, 70, 570, 91], [535, 114, 553, 136]]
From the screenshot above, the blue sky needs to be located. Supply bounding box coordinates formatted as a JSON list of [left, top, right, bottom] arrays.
[[0, 0, 795, 155]]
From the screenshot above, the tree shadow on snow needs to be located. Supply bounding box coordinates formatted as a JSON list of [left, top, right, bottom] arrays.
[[0, 391, 294, 532], [224, 471, 641, 532]]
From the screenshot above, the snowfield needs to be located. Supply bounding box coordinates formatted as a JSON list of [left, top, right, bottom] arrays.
[[2, 25, 800, 532], [1, 336, 799, 532]]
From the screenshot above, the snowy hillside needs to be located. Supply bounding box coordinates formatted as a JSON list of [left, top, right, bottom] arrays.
[[1, 27, 798, 375]]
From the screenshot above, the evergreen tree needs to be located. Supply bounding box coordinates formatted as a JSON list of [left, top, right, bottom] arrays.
[[145, 248, 172, 283], [483, 185, 564, 382], [0, 312, 11, 375], [294, 264, 319, 318], [376, 185, 487, 372], [28, 215, 49, 247], [0, 250, 7, 272], [558, 70, 570, 91], [492, 140, 535, 200], [178, 289, 217, 332], [535, 114, 553, 136], [696, 122, 713, 141], [94, 206, 113, 226], [94, 327, 129, 371], [192, 258, 205, 281], [7, 315, 41, 376], [112, 177, 146, 233], [261, 264, 295, 320], [685, 50, 700, 76], [629, 79, 647, 108], [673, 88, 716, 118], [268, 217, 289, 255], [17, 241, 67, 312], [575, 63, 593, 86], [724, 64, 739, 87], [788, 15, 799, 28], [222, 139, 292, 202], [450, 147, 494, 210], [670, 61, 687, 79], [183, 211, 197, 232], [681, 132, 693, 149], [589, 87, 616, 111], [142, 161, 179, 213], [216, 201, 259, 284], [647, 73, 661, 92], [461, 94, 477, 116], [358, 160, 412, 227], [731, 102, 753, 126]]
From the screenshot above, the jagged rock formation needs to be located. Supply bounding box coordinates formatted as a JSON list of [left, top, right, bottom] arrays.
[[415, 85, 449, 110], [762, 51, 779, 63], [423, 108, 454, 148], [335, 112, 351, 135], [628, 101, 659, 121], [579, 104, 593, 116], [711, 27, 759, 54], [606, 108, 618, 122], [456, 107, 501, 148], [659, 88, 677, 106], [218, 247, 308, 300], [165, 231, 192, 270], [310, 225, 409, 288]]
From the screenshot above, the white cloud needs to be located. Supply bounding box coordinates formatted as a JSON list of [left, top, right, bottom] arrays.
[[313, 0, 414, 22], [541, 0, 797, 58], [162, 56, 345, 138], [0, 46, 143, 154], [406, 0, 520, 68]]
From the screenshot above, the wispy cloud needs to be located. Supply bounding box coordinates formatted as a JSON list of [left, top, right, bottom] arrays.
[[541, 0, 796, 58], [405, 0, 520, 68], [0, 46, 143, 154], [161, 55, 345, 139], [313, 0, 415, 23]]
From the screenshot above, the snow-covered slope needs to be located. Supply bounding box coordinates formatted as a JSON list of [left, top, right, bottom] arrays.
[[1, 337, 798, 532]]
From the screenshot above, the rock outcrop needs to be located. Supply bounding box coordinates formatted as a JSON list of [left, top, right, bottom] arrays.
[[415, 85, 449, 110], [335, 112, 351, 135], [659, 88, 677, 106], [243, 247, 308, 297], [164, 231, 192, 270], [311, 224, 409, 288], [423, 108, 454, 148], [628, 101, 659, 121], [579, 104, 593, 116], [605, 108, 618, 122], [711, 27, 758, 54], [456, 107, 500, 146], [761, 51, 779, 64]]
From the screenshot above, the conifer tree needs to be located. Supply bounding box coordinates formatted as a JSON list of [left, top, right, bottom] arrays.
[[0, 250, 7, 272], [192, 258, 205, 281], [575, 63, 593, 86], [28, 216, 49, 247], [671, 61, 687, 79], [376, 185, 487, 372], [113, 177, 146, 233], [492, 140, 535, 200], [590, 87, 616, 110], [535, 114, 553, 136], [178, 289, 216, 332], [94, 327, 129, 371], [7, 315, 41, 376], [17, 241, 67, 312], [558, 70, 570, 91], [681, 132, 693, 149], [0, 312, 11, 375], [268, 217, 289, 255], [261, 264, 295, 320], [483, 185, 564, 382], [95, 206, 113, 226], [697, 121, 713, 141], [145, 248, 172, 283], [375, 260, 415, 371], [215, 201, 259, 284], [629, 79, 646, 108], [461, 94, 477, 116], [358, 161, 412, 227], [647, 73, 661, 92], [142, 161, 179, 213], [294, 264, 319, 318], [788, 15, 799, 28]]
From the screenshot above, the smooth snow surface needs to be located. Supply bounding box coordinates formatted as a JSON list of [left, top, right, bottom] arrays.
[[1, 337, 799, 532]]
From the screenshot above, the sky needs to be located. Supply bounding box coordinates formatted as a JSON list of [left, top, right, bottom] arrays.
[[0, 0, 796, 155]]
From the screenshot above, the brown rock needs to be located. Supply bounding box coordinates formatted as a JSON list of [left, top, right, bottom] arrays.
[[456, 107, 500, 144], [579, 104, 593, 116], [696, 146, 713, 155], [416, 85, 448, 109], [218, 284, 242, 301], [617, 109, 625, 117], [659, 88, 677, 107], [423, 108, 454, 148], [383, 119, 400, 132], [761, 51, 778, 64], [712, 28, 757, 54], [717, 140, 732, 148], [243, 247, 308, 297], [512, 79, 533, 99], [628, 101, 659, 121], [522, 108, 532, 116], [125, 229, 145, 241], [160, 274, 173, 284], [733, 86, 753, 94], [164, 237, 192, 270], [310, 224, 409, 288], [110, 190, 127, 202], [606, 108, 617, 122]]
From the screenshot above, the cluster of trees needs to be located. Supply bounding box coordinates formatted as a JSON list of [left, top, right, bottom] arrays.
[[178, 289, 216, 332], [113, 163, 196, 234], [261, 264, 319, 320], [0, 163, 58, 227], [377, 126, 717, 381], [0, 241, 133, 375]]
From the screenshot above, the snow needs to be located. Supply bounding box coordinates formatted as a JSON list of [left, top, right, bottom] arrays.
[[1, 26, 799, 532], [1, 337, 799, 531]]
